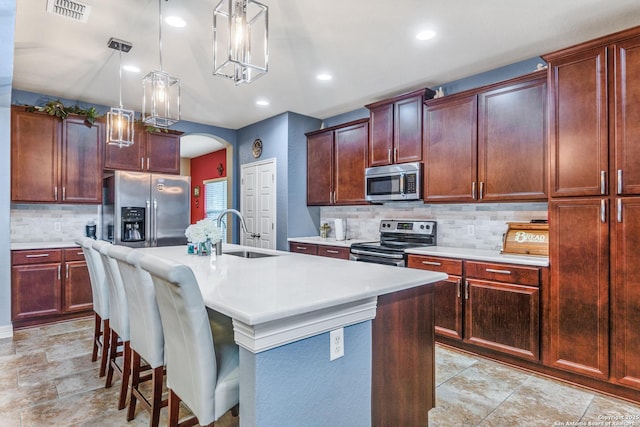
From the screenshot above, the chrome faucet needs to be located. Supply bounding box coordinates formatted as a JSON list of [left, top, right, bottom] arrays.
[[216, 209, 249, 235]]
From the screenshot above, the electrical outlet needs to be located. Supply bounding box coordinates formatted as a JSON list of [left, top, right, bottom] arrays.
[[467, 224, 475, 236], [54, 222, 61, 231], [330, 328, 344, 361]]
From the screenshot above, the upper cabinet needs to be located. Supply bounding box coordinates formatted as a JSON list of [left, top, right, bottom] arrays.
[[104, 123, 182, 174], [423, 71, 547, 203], [11, 106, 103, 204], [366, 89, 434, 167], [306, 119, 369, 206]]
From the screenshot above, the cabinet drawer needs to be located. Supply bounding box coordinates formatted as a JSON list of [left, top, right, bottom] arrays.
[[407, 255, 463, 276], [64, 247, 86, 262], [12, 249, 63, 265], [465, 261, 540, 286], [317, 245, 350, 260], [289, 242, 318, 255]]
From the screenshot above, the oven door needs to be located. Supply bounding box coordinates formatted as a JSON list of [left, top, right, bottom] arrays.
[[349, 248, 405, 267]]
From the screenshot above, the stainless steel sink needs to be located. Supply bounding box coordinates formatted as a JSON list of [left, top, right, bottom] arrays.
[[224, 250, 276, 259]]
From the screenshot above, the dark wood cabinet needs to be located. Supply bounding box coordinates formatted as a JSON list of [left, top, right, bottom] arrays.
[[306, 119, 369, 206], [63, 248, 93, 313], [548, 199, 609, 379], [408, 254, 543, 362], [478, 73, 547, 201], [407, 255, 463, 340], [465, 261, 540, 361], [289, 242, 319, 255], [547, 47, 608, 197], [11, 106, 103, 204], [104, 124, 182, 174], [424, 71, 547, 203], [11, 247, 93, 327], [424, 94, 478, 202], [366, 90, 430, 166], [288, 242, 350, 260]]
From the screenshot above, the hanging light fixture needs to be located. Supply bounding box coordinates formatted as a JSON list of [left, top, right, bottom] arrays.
[[142, 0, 181, 127], [106, 37, 135, 147], [213, 0, 269, 85]]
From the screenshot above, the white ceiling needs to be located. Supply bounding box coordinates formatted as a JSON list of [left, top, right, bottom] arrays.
[[12, 0, 640, 136]]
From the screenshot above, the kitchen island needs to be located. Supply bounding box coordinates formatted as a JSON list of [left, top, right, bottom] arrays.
[[140, 244, 447, 427]]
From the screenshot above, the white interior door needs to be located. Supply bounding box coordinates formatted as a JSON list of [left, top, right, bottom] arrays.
[[241, 159, 276, 249]]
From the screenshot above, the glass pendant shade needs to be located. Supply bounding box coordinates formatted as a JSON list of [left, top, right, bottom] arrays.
[[142, 70, 181, 127], [106, 107, 135, 147], [213, 0, 268, 85]]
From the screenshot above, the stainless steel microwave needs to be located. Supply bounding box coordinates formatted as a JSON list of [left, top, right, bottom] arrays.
[[365, 162, 422, 202]]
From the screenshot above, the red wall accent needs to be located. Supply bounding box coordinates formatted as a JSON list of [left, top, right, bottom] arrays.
[[190, 149, 227, 224]]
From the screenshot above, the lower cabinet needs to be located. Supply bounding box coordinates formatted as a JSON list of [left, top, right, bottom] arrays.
[[288, 242, 350, 260], [408, 254, 544, 362], [11, 247, 93, 327]]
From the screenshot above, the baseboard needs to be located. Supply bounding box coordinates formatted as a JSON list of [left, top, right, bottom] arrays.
[[0, 324, 13, 339]]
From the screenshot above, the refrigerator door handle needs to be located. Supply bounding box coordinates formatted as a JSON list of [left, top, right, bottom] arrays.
[[153, 198, 158, 246], [146, 199, 152, 247]]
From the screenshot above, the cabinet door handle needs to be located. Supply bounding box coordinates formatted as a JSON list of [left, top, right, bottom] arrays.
[[486, 268, 512, 275], [326, 249, 340, 254], [141, 157, 144, 170], [394, 148, 398, 163], [62, 186, 66, 201], [296, 246, 308, 251], [77, 252, 84, 256], [617, 198, 622, 223], [54, 186, 58, 201], [66, 264, 69, 279], [600, 170, 606, 195], [601, 199, 606, 223], [456, 278, 461, 299], [617, 169, 623, 195], [58, 265, 61, 281], [147, 157, 150, 170], [26, 253, 50, 258], [421, 261, 442, 266], [479, 181, 484, 200], [465, 280, 470, 300], [388, 149, 392, 164], [472, 182, 477, 200]]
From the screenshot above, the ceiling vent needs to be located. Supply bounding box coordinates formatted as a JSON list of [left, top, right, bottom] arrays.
[[46, 0, 91, 23]]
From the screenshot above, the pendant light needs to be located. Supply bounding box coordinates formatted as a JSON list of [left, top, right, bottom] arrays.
[[213, 0, 269, 85], [142, 0, 181, 127], [106, 38, 135, 147]]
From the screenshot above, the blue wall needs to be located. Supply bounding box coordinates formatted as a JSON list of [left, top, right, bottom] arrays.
[[240, 321, 372, 426], [0, 0, 16, 332]]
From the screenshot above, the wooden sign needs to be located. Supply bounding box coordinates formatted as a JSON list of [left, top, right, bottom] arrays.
[[501, 222, 549, 256]]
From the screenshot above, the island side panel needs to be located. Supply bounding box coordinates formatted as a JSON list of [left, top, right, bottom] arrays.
[[239, 321, 372, 427], [372, 283, 435, 426]]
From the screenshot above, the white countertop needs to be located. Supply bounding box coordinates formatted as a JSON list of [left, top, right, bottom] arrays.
[[406, 246, 549, 267], [11, 241, 81, 250], [287, 236, 372, 248], [142, 244, 446, 325]]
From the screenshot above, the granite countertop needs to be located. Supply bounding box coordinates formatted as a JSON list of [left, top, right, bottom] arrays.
[[406, 246, 549, 267], [11, 241, 82, 250], [287, 236, 373, 248]]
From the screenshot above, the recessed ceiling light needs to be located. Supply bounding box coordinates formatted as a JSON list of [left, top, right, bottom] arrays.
[[316, 73, 332, 81], [416, 30, 436, 41], [165, 16, 186, 28], [256, 99, 269, 106], [122, 65, 140, 73]]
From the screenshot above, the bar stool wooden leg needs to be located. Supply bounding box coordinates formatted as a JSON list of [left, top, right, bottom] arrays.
[[127, 349, 141, 421], [99, 320, 110, 378], [105, 329, 118, 388], [150, 366, 164, 427], [118, 341, 131, 410], [92, 313, 101, 362]]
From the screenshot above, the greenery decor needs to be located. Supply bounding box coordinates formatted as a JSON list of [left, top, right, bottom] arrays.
[[24, 100, 99, 126]]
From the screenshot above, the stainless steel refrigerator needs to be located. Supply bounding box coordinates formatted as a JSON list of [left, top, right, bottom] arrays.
[[102, 171, 190, 248]]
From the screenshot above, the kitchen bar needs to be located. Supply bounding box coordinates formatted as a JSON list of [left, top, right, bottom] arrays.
[[139, 243, 447, 427]]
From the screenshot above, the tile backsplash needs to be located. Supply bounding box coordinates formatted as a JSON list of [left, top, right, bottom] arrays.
[[11, 204, 101, 243], [320, 201, 548, 251]]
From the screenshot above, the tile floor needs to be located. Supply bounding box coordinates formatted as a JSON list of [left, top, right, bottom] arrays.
[[0, 317, 639, 426]]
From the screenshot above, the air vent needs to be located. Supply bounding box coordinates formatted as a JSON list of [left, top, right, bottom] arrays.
[[46, 0, 91, 23]]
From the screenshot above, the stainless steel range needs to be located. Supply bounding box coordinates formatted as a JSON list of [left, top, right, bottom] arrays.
[[349, 220, 437, 267]]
